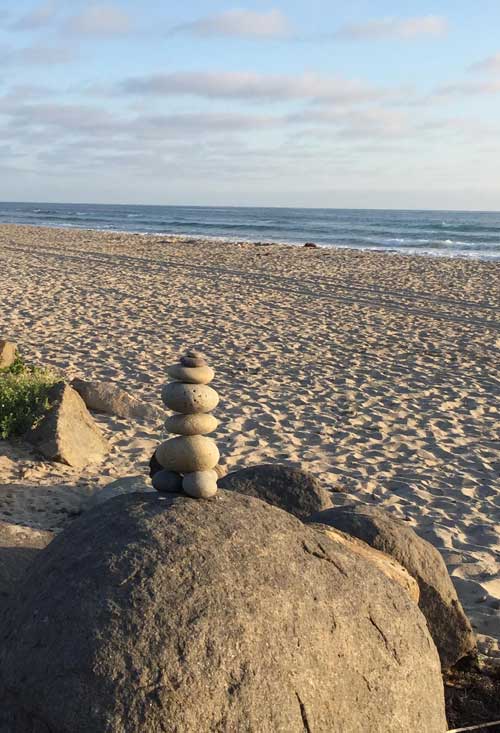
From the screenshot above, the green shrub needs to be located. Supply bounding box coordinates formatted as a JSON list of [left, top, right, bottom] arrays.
[[0, 361, 58, 439]]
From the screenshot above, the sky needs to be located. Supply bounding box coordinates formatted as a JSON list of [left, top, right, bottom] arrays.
[[1, 1, 500, 209]]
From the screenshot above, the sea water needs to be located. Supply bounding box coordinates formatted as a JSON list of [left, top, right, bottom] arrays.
[[1, 202, 499, 259]]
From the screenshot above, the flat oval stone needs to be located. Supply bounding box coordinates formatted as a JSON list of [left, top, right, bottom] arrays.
[[161, 383, 219, 414], [185, 350, 205, 360], [166, 363, 215, 385], [152, 469, 183, 493], [183, 470, 218, 499], [156, 436, 220, 473], [164, 413, 218, 436], [181, 356, 206, 368]]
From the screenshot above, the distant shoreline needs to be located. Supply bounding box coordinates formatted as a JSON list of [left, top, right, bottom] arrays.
[[1, 221, 499, 262]]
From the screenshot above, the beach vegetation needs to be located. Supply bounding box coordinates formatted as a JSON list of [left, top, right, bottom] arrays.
[[0, 357, 58, 439]]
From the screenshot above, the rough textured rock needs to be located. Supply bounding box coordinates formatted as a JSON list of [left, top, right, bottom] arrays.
[[88, 476, 154, 507], [0, 340, 17, 369], [166, 363, 215, 385], [71, 378, 163, 423], [26, 382, 109, 468], [0, 521, 52, 600], [219, 463, 333, 520], [161, 382, 219, 414], [307, 504, 476, 669], [0, 491, 446, 733], [156, 435, 220, 473], [164, 412, 218, 436], [310, 523, 420, 603]]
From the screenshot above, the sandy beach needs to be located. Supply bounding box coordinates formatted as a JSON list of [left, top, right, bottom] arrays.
[[0, 223, 499, 657]]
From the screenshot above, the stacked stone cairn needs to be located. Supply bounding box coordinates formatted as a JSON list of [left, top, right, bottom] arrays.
[[152, 350, 220, 499]]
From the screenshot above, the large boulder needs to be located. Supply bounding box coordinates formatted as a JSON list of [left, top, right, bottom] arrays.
[[0, 341, 17, 370], [0, 491, 446, 732], [26, 382, 109, 468], [311, 523, 420, 604], [307, 504, 476, 669], [71, 378, 163, 423], [0, 521, 52, 600], [219, 463, 332, 519]]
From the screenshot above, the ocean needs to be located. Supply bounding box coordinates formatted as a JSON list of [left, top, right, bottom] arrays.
[[1, 201, 500, 259]]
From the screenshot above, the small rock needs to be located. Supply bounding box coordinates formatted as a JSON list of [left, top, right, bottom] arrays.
[[164, 412, 219, 436], [185, 350, 206, 360], [27, 383, 109, 468], [88, 476, 154, 507], [183, 470, 218, 499], [161, 382, 219, 414], [0, 340, 17, 369], [71, 378, 162, 423], [303, 242, 318, 248], [152, 470, 183, 494], [166, 364, 215, 385], [156, 435, 220, 473], [180, 356, 207, 368]]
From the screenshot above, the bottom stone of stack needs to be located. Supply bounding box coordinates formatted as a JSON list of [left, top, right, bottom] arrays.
[[183, 470, 218, 499]]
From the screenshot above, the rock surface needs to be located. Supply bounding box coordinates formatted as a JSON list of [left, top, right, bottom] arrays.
[[307, 504, 477, 669], [156, 435, 220, 473], [0, 521, 52, 600], [71, 378, 163, 423], [311, 523, 420, 603], [161, 382, 219, 414], [0, 340, 17, 369], [0, 491, 446, 732], [164, 412, 218, 436], [26, 382, 109, 468], [219, 463, 333, 520], [88, 476, 155, 507]]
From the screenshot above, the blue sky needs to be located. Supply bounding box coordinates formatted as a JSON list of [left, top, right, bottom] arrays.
[[1, 1, 500, 209]]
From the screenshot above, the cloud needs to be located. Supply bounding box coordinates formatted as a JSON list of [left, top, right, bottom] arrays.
[[170, 9, 292, 39], [66, 4, 131, 35], [119, 70, 384, 103], [334, 15, 448, 41], [0, 43, 74, 66], [468, 53, 500, 74], [11, 1, 59, 31], [434, 80, 500, 97]]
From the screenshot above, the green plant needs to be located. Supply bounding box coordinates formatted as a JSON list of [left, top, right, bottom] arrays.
[[0, 363, 58, 439]]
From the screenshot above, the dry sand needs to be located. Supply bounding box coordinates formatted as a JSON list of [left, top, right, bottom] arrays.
[[1, 223, 499, 657]]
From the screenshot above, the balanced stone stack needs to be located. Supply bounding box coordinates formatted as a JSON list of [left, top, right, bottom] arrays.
[[153, 350, 220, 499]]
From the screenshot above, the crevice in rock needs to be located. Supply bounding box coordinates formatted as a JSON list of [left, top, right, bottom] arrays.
[[295, 692, 312, 733], [302, 540, 348, 577], [369, 613, 401, 665]]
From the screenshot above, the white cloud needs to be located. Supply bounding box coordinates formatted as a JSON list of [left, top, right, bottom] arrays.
[[0, 43, 74, 66], [120, 71, 383, 103], [335, 15, 448, 41], [434, 80, 500, 97], [170, 9, 292, 39], [66, 4, 131, 35], [468, 53, 500, 74], [11, 1, 59, 31]]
